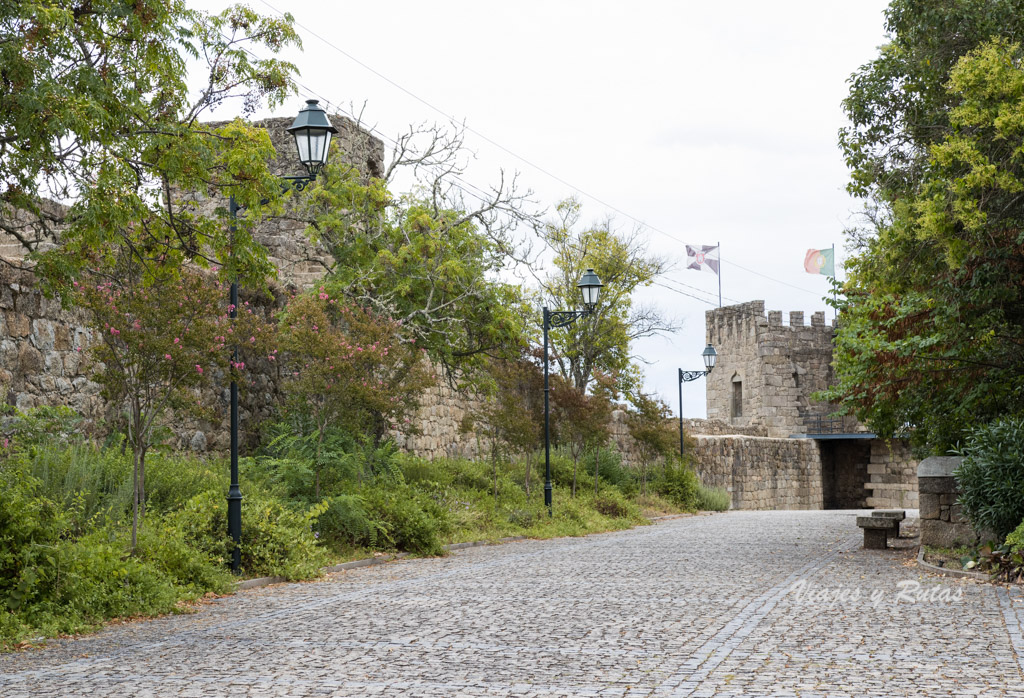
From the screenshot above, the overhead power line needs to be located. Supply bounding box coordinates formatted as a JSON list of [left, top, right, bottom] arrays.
[[251, 0, 829, 301]]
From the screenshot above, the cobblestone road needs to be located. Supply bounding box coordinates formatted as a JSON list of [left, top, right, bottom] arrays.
[[3, 510, 1024, 696]]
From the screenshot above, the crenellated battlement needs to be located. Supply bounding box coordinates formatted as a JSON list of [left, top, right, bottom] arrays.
[[704, 301, 840, 437]]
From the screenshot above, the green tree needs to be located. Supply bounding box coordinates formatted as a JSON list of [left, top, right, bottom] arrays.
[[840, 0, 1024, 210], [537, 198, 675, 395], [296, 123, 536, 383], [828, 38, 1024, 452], [1, 1, 300, 289]]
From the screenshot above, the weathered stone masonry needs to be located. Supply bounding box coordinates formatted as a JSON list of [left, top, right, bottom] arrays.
[[705, 301, 841, 437], [0, 265, 100, 416], [691, 435, 823, 510], [688, 301, 919, 511]]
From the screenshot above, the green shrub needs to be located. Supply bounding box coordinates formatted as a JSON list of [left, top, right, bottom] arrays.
[[401, 455, 447, 487], [0, 522, 189, 643], [556, 494, 591, 526], [954, 417, 1024, 539], [506, 507, 539, 528], [1006, 520, 1024, 553], [44, 529, 180, 624], [317, 494, 385, 549], [363, 484, 450, 556], [0, 461, 233, 645], [591, 448, 636, 495], [591, 489, 640, 520], [14, 442, 132, 528], [447, 457, 493, 492], [695, 484, 731, 511], [133, 521, 234, 595], [654, 461, 700, 510], [166, 490, 329, 580], [13, 441, 225, 525], [143, 452, 225, 513], [0, 466, 69, 614]]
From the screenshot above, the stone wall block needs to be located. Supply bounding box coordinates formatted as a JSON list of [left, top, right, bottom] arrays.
[[918, 476, 956, 495], [6, 311, 29, 338]]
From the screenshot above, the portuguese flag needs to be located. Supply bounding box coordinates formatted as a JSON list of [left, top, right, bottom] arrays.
[[804, 247, 834, 276]]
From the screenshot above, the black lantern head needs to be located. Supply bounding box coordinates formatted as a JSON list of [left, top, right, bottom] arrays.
[[286, 100, 338, 177], [577, 268, 603, 309], [702, 344, 717, 372]]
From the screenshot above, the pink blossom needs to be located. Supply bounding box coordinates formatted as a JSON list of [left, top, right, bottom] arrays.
[[195, 365, 203, 374], [174, 338, 180, 344], [164, 354, 172, 360]]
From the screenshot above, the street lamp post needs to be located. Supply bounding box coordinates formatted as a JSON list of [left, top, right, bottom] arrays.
[[227, 100, 338, 573], [542, 268, 603, 517], [677, 344, 717, 458]]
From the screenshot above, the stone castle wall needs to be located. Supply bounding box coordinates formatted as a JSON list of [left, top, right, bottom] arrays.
[[690, 435, 824, 510], [0, 111, 385, 449], [867, 439, 918, 509], [389, 371, 487, 461], [0, 264, 287, 451], [0, 254, 911, 512], [681, 417, 767, 437], [0, 266, 100, 416]]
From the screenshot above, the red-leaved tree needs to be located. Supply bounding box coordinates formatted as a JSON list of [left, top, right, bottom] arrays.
[[277, 287, 432, 497]]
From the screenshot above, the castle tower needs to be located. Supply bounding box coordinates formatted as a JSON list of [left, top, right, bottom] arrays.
[[705, 301, 837, 438]]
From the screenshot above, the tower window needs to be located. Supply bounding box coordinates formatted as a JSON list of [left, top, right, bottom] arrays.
[[731, 380, 743, 419]]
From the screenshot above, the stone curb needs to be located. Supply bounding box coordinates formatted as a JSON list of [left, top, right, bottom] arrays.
[[236, 536, 530, 591], [917, 547, 990, 581], [443, 536, 527, 551], [235, 517, 700, 591], [649, 513, 702, 522]]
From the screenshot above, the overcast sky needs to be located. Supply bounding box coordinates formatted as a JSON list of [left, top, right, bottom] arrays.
[[188, 0, 892, 418]]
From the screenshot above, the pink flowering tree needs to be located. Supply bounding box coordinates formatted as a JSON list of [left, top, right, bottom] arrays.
[[75, 264, 272, 550], [277, 287, 432, 497]]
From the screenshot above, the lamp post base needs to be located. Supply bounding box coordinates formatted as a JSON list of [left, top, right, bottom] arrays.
[[227, 488, 242, 573]]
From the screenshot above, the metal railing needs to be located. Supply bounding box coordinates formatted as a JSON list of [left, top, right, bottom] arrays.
[[804, 414, 857, 435]]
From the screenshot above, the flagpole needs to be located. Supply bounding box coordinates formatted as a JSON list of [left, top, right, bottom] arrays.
[[832, 242, 837, 322], [717, 240, 722, 308]]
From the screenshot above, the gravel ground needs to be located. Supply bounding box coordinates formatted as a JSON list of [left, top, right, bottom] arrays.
[[2, 509, 1023, 697]]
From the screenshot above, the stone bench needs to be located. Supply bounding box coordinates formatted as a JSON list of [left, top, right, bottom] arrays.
[[871, 510, 906, 539], [857, 516, 898, 550]]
